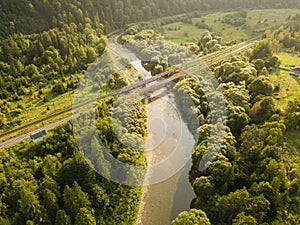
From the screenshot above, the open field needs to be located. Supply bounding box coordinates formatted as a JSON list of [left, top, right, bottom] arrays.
[[1, 88, 74, 134], [162, 22, 206, 43], [193, 12, 251, 43], [270, 53, 300, 108], [277, 53, 300, 70], [163, 9, 300, 44]]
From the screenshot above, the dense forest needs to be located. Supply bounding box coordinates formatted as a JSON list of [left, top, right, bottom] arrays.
[[0, 22, 107, 131], [115, 16, 300, 224], [170, 16, 300, 225], [1, 0, 300, 37], [1, 0, 300, 132], [0, 93, 147, 224], [0, 18, 147, 223], [1, 0, 300, 225]]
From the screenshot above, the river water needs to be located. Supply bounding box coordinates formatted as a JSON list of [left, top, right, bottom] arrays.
[[109, 38, 196, 225]]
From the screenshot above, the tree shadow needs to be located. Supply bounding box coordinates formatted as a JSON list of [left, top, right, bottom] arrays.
[[169, 160, 196, 222]]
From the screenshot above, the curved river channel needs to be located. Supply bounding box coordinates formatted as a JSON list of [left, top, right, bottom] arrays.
[[109, 38, 196, 225]]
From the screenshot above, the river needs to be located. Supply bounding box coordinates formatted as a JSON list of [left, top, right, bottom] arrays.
[[109, 38, 196, 225]]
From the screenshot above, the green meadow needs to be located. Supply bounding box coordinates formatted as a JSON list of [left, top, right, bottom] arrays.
[[162, 9, 300, 44], [270, 53, 300, 107]]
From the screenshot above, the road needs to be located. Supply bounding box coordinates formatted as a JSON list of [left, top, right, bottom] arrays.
[[0, 38, 258, 149], [0, 116, 71, 149]]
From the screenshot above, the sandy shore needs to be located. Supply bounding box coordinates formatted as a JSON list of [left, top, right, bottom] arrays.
[[135, 183, 149, 224], [136, 136, 178, 224], [136, 101, 158, 225], [135, 151, 154, 225], [136, 94, 180, 225]]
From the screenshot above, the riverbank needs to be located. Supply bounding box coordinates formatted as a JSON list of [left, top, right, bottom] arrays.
[[109, 37, 195, 225], [135, 92, 196, 225]]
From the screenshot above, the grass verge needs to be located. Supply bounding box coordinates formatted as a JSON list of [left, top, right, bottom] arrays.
[[270, 53, 300, 108]]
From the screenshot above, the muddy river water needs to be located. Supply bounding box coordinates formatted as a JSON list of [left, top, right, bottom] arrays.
[[109, 39, 196, 225]]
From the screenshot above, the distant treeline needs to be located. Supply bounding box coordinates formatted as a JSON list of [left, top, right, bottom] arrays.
[[1, 0, 300, 37]]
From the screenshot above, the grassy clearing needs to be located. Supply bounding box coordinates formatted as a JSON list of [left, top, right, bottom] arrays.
[[1, 89, 74, 133], [276, 53, 300, 70], [162, 9, 300, 44], [269, 53, 300, 108], [270, 70, 300, 107], [246, 9, 300, 32], [193, 12, 252, 43], [162, 22, 206, 43]]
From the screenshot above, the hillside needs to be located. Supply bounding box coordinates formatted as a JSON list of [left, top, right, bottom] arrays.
[[1, 0, 300, 37], [1, 1, 300, 225]]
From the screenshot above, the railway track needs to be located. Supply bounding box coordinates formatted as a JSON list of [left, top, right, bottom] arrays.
[[0, 37, 259, 148]]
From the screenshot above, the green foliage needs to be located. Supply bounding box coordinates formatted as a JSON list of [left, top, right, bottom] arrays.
[[63, 182, 91, 219], [120, 28, 196, 75], [214, 56, 257, 85], [41, 188, 59, 223], [0, 217, 10, 225], [248, 77, 274, 100], [251, 40, 274, 60], [0, 102, 146, 225], [173, 35, 300, 224], [249, 97, 275, 123], [74, 208, 96, 225], [284, 98, 300, 129], [227, 104, 249, 136], [193, 176, 214, 200], [0, 112, 7, 129], [57, 153, 96, 189], [197, 31, 223, 54], [52, 80, 66, 94], [219, 82, 250, 111], [108, 72, 130, 90], [219, 82, 251, 135], [55, 210, 71, 225], [2, 2, 300, 225], [0, 0, 300, 38], [174, 76, 208, 134], [232, 212, 257, 225], [215, 188, 250, 223], [195, 21, 210, 30], [189, 120, 299, 224], [171, 209, 211, 225], [250, 39, 279, 71], [0, 22, 106, 102], [222, 11, 248, 27], [89, 137, 111, 180], [272, 16, 300, 52]]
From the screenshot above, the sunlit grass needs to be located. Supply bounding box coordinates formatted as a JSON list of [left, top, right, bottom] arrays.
[[276, 53, 300, 70], [270, 53, 300, 108], [1, 88, 74, 133], [247, 9, 300, 31], [194, 13, 251, 43], [163, 22, 206, 43], [163, 9, 300, 45]]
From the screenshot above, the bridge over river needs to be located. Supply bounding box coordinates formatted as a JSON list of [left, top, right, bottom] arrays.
[[0, 37, 259, 149]]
